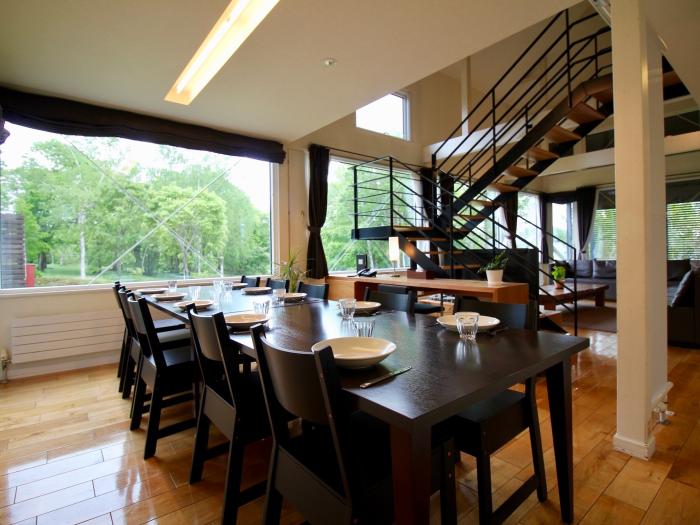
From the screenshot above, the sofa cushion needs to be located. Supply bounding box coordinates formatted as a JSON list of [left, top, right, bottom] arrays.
[[555, 260, 573, 276], [671, 269, 697, 308], [593, 260, 616, 279], [691, 260, 700, 272], [667, 259, 691, 282], [571, 259, 593, 278]]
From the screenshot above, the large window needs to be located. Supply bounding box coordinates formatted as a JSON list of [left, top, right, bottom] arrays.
[[589, 180, 700, 260], [355, 93, 410, 140], [552, 202, 574, 260], [516, 192, 541, 251], [0, 123, 272, 289]]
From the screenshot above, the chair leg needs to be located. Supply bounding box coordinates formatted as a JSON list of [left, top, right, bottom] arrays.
[[476, 452, 493, 525], [117, 328, 127, 381], [189, 394, 210, 484], [526, 378, 547, 502], [121, 347, 135, 400], [221, 437, 246, 525], [130, 375, 147, 431], [262, 449, 283, 525], [144, 380, 164, 459], [439, 439, 457, 525]]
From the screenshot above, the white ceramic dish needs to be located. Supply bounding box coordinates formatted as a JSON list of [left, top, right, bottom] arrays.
[[354, 301, 381, 313], [224, 312, 269, 330], [173, 299, 214, 311], [242, 286, 272, 295], [136, 287, 167, 295], [311, 337, 396, 369], [436, 313, 500, 332], [281, 292, 307, 303], [152, 292, 186, 302]]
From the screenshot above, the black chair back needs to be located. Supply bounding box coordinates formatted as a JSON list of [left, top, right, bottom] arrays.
[[453, 297, 534, 329], [112, 281, 124, 310], [242, 276, 260, 287], [127, 296, 167, 368], [117, 288, 137, 337], [266, 278, 289, 291], [364, 288, 415, 314], [297, 281, 329, 300], [377, 284, 410, 294]]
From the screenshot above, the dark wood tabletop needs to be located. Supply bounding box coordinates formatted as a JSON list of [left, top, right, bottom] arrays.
[[145, 290, 589, 525]]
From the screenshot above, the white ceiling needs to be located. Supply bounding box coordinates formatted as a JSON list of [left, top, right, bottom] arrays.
[[0, 0, 579, 143]]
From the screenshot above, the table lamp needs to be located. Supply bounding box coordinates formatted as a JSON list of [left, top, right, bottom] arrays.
[[388, 236, 401, 277]]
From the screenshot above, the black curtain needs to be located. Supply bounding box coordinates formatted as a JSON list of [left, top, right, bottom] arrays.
[[0, 106, 8, 145], [419, 167, 437, 222], [438, 171, 454, 214], [0, 88, 286, 163], [501, 192, 519, 249], [575, 186, 597, 258], [306, 144, 330, 278], [539, 195, 549, 262]]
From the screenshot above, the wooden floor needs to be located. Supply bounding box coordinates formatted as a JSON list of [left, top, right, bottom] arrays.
[[1, 324, 699, 524]]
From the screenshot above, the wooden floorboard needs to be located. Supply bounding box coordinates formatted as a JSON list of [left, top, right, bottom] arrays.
[[0, 320, 699, 524]]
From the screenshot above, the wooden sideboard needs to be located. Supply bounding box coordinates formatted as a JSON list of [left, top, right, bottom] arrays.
[[326, 274, 529, 304]]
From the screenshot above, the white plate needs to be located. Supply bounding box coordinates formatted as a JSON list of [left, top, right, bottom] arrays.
[[311, 337, 396, 369], [436, 313, 500, 332], [242, 286, 272, 295], [354, 301, 381, 313], [173, 300, 214, 311], [224, 312, 269, 330], [152, 292, 186, 302], [281, 292, 307, 302], [136, 287, 167, 295], [231, 283, 248, 290]]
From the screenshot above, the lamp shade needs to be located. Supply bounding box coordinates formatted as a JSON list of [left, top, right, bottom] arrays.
[[388, 236, 401, 262]]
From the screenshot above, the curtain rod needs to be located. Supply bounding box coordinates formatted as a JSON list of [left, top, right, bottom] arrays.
[[322, 145, 427, 170]]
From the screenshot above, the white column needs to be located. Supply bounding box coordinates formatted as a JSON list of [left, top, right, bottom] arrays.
[[611, 0, 668, 460]]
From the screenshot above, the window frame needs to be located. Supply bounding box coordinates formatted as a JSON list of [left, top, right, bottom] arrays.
[[355, 92, 411, 141]]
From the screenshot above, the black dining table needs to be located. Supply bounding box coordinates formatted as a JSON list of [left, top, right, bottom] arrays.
[[144, 288, 588, 525]]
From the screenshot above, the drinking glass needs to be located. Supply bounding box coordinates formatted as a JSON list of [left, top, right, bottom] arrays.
[[456, 312, 480, 342], [189, 286, 201, 301], [224, 280, 234, 291], [167, 280, 177, 293], [254, 299, 270, 316], [353, 319, 375, 337], [273, 288, 285, 304], [339, 298, 356, 320]]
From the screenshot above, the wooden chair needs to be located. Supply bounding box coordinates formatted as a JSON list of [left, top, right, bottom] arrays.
[[127, 296, 197, 459], [251, 325, 457, 525], [266, 278, 289, 291], [364, 288, 415, 314], [449, 298, 546, 524], [296, 281, 329, 300], [376, 283, 442, 314], [117, 288, 187, 401], [187, 307, 269, 525], [242, 275, 260, 287]]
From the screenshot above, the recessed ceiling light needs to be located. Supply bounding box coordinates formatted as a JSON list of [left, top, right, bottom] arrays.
[[165, 0, 280, 105], [322, 57, 337, 68]]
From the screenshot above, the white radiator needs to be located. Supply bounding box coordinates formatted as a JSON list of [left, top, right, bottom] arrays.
[[11, 310, 123, 364]]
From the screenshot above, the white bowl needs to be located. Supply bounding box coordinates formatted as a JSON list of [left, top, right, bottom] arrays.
[[436, 313, 500, 332], [152, 292, 186, 302], [281, 292, 307, 303], [311, 337, 396, 369], [136, 287, 167, 295], [243, 286, 272, 295], [174, 299, 214, 311], [224, 312, 269, 330], [354, 301, 381, 313]]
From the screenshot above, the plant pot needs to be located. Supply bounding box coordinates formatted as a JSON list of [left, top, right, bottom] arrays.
[[555, 280, 565, 289], [486, 269, 503, 284]]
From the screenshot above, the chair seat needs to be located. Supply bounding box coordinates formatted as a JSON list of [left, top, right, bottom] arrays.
[[154, 318, 186, 332], [143, 345, 193, 368], [414, 302, 442, 314], [157, 328, 191, 346], [458, 389, 525, 423]]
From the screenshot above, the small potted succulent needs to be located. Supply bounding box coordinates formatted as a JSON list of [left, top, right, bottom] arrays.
[[551, 265, 567, 289], [478, 251, 509, 285]]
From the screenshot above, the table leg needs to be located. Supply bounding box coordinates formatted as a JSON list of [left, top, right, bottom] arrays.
[[546, 359, 574, 523], [390, 425, 432, 525], [595, 290, 605, 307]]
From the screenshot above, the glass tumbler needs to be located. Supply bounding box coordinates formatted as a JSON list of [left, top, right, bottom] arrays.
[[189, 286, 201, 301], [273, 288, 285, 304], [339, 298, 356, 320], [254, 299, 270, 316], [353, 319, 375, 338], [456, 312, 480, 342], [167, 280, 178, 293]]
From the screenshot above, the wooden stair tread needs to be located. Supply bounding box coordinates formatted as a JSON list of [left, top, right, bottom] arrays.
[[568, 103, 606, 124], [406, 236, 446, 241], [440, 264, 481, 270], [457, 214, 486, 220], [594, 89, 612, 104], [470, 200, 501, 207], [545, 126, 582, 144], [394, 226, 431, 232], [424, 250, 465, 255], [504, 165, 538, 178], [523, 147, 559, 162], [488, 182, 519, 193]]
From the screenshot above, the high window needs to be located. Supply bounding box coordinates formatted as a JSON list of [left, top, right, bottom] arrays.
[[0, 123, 272, 289], [551, 201, 574, 260], [355, 93, 410, 140]]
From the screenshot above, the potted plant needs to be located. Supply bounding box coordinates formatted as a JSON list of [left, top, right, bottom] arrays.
[[551, 265, 567, 289], [274, 251, 307, 293], [478, 251, 509, 284]]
